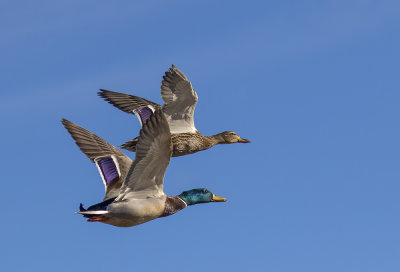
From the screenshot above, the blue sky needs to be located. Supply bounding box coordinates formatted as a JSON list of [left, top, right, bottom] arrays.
[[1, 0, 400, 271]]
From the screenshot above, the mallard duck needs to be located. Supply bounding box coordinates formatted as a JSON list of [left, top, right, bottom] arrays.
[[98, 65, 250, 157], [61, 110, 226, 227]]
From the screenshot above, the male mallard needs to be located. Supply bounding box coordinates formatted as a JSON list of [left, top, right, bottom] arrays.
[[62, 110, 226, 227], [98, 65, 250, 157]]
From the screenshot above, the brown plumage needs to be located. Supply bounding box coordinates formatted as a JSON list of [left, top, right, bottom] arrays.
[[160, 196, 187, 217], [120, 131, 249, 157], [99, 65, 250, 157]]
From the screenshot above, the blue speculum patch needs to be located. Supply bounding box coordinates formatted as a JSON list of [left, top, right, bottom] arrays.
[[137, 107, 153, 125], [98, 157, 119, 184]]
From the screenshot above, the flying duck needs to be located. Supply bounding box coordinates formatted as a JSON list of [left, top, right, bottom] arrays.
[[98, 65, 250, 157], [62, 110, 226, 227]]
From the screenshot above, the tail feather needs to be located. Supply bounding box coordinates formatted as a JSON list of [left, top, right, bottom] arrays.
[[120, 138, 139, 152], [76, 210, 109, 216], [79, 203, 86, 212], [77, 197, 116, 218]]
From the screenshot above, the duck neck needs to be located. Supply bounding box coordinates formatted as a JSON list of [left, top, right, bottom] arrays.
[[207, 133, 226, 145], [160, 196, 187, 217]]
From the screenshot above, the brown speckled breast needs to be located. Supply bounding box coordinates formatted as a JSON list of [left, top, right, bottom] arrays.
[[121, 132, 217, 157], [171, 132, 216, 157], [160, 196, 187, 217]]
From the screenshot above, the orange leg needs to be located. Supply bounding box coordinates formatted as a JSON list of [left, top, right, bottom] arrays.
[[87, 216, 108, 223]]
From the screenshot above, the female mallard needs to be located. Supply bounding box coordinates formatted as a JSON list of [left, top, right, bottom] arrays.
[[98, 65, 250, 157], [62, 110, 226, 227]]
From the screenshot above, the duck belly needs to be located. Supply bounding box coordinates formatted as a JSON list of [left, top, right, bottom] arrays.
[[106, 197, 166, 227]]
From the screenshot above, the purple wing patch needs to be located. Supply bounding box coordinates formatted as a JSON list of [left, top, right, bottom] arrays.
[[97, 157, 119, 184], [136, 107, 154, 125]]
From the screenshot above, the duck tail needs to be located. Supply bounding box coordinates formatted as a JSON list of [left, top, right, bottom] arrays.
[[79, 203, 86, 212], [76, 197, 115, 218], [120, 138, 138, 152], [78, 203, 107, 218]]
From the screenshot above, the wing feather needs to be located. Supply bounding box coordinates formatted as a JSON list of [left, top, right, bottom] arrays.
[[160, 65, 198, 133], [98, 89, 161, 114], [116, 110, 172, 200], [98, 66, 198, 134], [61, 119, 132, 200]]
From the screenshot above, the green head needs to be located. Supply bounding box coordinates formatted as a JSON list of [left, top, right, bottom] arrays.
[[178, 188, 227, 205]]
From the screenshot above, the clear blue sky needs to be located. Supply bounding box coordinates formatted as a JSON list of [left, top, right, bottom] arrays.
[[1, 1, 400, 271]]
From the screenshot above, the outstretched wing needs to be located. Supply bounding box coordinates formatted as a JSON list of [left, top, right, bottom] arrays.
[[61, 119, 132, 200], [160, 65, 198, 134], [116, 110, 172, 201], [98, 89, 160, 125]]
